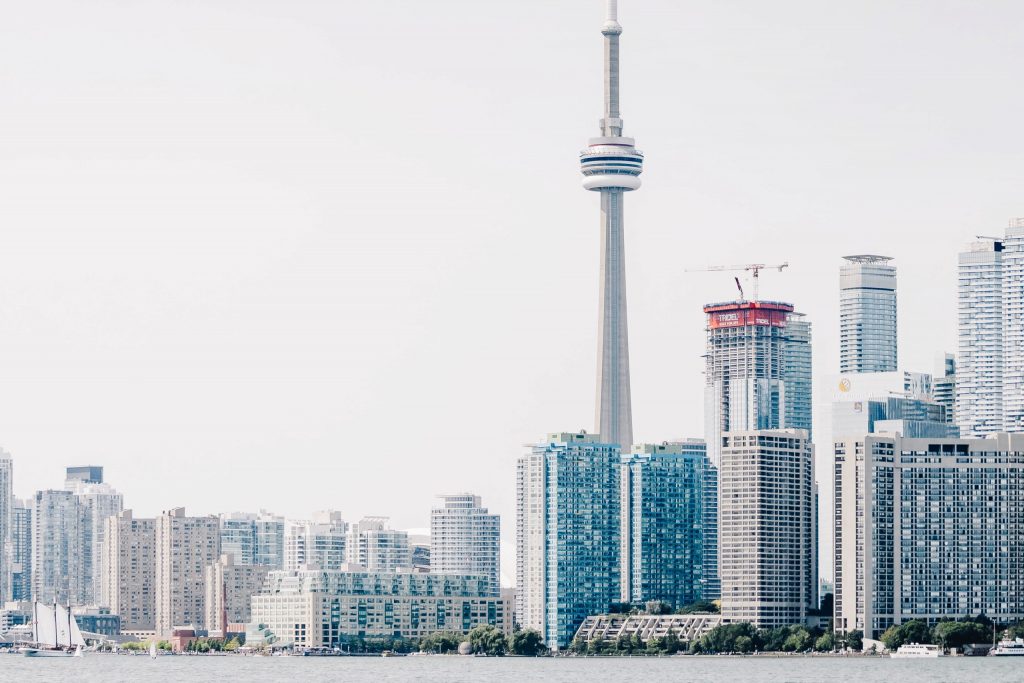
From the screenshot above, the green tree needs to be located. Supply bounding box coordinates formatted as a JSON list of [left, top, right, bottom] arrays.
[[843, 630, 863, 652], [783, 629, 812, 652], [677, 600, 720, 615], [467, 624, 507, 656], [695, 622, 759, 653], [815, 631, 835, 652], [419, 631, 463, 654], [933, 621, 989, 650], [881, 620, 932, 651], [734, 635, 754, 653], [508, 629, 545, 656]]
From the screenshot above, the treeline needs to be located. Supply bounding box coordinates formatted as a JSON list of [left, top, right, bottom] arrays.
[[417, 626, 546, 656], [880, 616, 1024, 651]]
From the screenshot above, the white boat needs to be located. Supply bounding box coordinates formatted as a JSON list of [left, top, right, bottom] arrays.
[[891, 642, 944, 658], [989, 638, 1024, 656], [20, 602, 86, 657], [150, 642, 158, 659]]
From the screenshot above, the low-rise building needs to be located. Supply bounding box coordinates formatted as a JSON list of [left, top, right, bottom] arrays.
[[574, 612, 722, 647], [249, 569, 509, 647]]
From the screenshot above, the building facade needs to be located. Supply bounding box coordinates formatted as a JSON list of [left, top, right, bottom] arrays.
[[204, 553, 270, 635], [620, 441, 708, 608], [219, 511, 285, 569], [347, 518, 411, 572], [430, 494, 500, 596], [248, 570, 510, 647], [516, 432, 620, 650], [834, 433, 1024, 638], [0, 450, 10, 602], [65, 471, 123, 605], [839, 255, 897, 374], [10, 499, 32, 601], [703, 300, 812, 466], [102, 510, 156, 631], [958, 238, 1005, 436], [31, 489, 87, 605], [933, 353, 957, 425], [285, 511, 347, 571], [719, 430, 816, 628], [155, 508, 220, 636]]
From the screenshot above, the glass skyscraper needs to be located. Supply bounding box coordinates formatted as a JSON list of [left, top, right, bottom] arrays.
[[839, 255, 897, 374], [620, 441, 709, 609], [516, 432, 620, 650]]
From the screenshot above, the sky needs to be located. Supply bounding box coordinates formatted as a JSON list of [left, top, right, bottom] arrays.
[[1, 1, 1022, 584]]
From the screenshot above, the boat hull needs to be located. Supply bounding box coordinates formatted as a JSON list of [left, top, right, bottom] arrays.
[[21, 648, 79, 657]]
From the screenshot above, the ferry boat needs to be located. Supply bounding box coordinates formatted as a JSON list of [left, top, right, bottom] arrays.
[[989, 638, 1024, 656], [890, 643, 944, 658]]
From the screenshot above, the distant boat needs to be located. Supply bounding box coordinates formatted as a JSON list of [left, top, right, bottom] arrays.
[[150, 642, 158, 659], [989, 638, 1024, 656], [890, 643, 943, 658], [20, 602, 87, 657]]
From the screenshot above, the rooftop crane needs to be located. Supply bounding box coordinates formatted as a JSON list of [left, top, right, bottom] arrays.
[[685, 262, 789, 301]]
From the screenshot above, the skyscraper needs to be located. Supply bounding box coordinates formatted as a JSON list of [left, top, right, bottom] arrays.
[[219, 511, 285, 569], [703, 300, 813, 466], [155, 507, 220, 636], [430, 494, 500, 597], [346, 517, 411, 572], [1001, 221, 1024, 431], [719, 430, 816, 628], [102, 510, 156, 631], [284, 511, 347, 571], [31, 489, 87, 605], [582, 0, 644, 447], [958, 237, 1005, 436], [10, 498, 32, 602], [0, 450, 11, 602], [65, 469, 123, 605], [204, 553, 269, 636], [839, 255, 897, 374], [620, 441, 709, 608], [516, 432, 620, 650]]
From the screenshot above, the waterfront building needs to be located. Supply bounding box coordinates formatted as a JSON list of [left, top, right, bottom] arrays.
[[10, 499, 32, 601], [73, 606, 121, 637], [284, 511, 347, 571], [516, 432, 620, 650], [65, 468, 123, 605], [0, 450, 10, 601], [31, 489, 87, 605], [155, 507, 220, 636], [101, 510, 156, 631], [581, 0, 644, 448], [219, 510, 285, 569], [719, 430, 816, 628], [574, 612, 722, 648], [703, 300, 812, 467], [347, 517, 411, 572], [834, 433, 1024, 638], [839, 256, 897, 374], [248, 570, 510, 647], [430, 494, 500, 596], [620, 441, 708, 608], [204, 553, 269, 636]]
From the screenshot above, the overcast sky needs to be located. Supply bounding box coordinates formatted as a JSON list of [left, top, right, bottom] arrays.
[[2, 1, 1022, 583]]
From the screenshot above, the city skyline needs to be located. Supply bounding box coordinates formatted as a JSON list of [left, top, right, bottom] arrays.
[[2, 0, 1023, 588]]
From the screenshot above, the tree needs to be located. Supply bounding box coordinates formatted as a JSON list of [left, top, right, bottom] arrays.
[[843, 630, 863, 652], [734, 635, 754, 653], [815, 632, 835, 652], [933, 621, 989, 650], [695, 622, 759, 653], [677, 600, 720, 615], [467, 624, 507, 656], [881, 620, 932, 651], [508, 628, 545, 656], [419, 631, 463, 654], [783, 629, 812, 652]]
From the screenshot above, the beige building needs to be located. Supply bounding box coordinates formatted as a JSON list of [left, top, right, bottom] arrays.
[[155, 507, 220, 637], [101, 510, 156, 631], [719, 430, 816, 628], [204, 554, 269, 635]]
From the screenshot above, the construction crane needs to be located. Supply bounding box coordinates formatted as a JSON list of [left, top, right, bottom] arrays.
[[685, 262, 789, 301]]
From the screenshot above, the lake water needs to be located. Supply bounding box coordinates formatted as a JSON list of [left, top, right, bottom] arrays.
[[2, 653, 1022, 682]]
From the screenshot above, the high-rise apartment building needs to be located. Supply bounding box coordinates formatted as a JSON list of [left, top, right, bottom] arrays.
[[31, 490, 88, 605], [933, 353, 957, 425], [204, 553, 269, 636], [834, 433, 1024, 638], [102, 510, 156, 631], [10, 498, 32, 601], [839, 255, 897, 374], [516, 432, 620, 650], [284, 511, 347, 571], [430, 494, 500, 596], [347, 518, 411, 572], [620, 441, 709, 608], [155, 508, 220, 636], [719, 430, 816, 628], [0, 450, 11, 602], [958, 237, 1005, 436], [219, 511, 285, 569], [65, 469, 123, 605], [703, 300, 812, 466]]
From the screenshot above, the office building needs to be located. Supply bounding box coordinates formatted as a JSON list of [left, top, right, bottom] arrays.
[[248, 570, 510, 647], [0, 450, 10, 601], [430, 494, 500, 596], [155, 508, 220, 636], [834, 433, 1024, 638], [620, 441, 709, 608], [719, 430, 815, 628], [703, 300, 812, 466], [10, 499, 32, 601], [347, 517, 411, 572], [839, 256, 897, 374], [516, 432, 620, 650], [101, 510, 156, 631], [581, 0, 644, 447], [284, 511, 347, 571], [219, 511, 285, 569], [204, 554, 269, 636]]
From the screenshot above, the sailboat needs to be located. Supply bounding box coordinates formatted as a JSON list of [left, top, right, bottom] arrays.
[[150, 641, 158, 659], [20, 601, 86, 657]]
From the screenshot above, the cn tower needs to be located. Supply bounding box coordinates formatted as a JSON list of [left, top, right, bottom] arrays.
[[581, 0, 643, 447]]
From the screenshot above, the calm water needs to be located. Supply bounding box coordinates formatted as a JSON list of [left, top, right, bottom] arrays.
[[2, 653, 1022, 682]]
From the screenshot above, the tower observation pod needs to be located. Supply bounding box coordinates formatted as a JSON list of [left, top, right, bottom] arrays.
[[583, 0, 642, 448]]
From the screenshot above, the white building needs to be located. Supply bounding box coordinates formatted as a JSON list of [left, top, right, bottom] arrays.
[[284, 511, 347, 571], [839, 256, 897, 374], [155, 508, 220, 636], [347, 517, 410, 572], [834, 433, 1024, 638], [719, 430, 816, 628], [101, 510, 156, 632], [958, 237, 1006, 436], [0, 450, 11, 602], [430, 494, 500, 596], [219, 511, 285, 569], [204, 553, 269, 636], [31, 489, 87, 605], [64, 469, 123, 605]]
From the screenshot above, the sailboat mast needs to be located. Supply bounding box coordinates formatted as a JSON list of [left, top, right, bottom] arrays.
[[53, 600, 58, 648]]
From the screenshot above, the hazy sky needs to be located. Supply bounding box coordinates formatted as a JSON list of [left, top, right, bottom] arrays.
[[2, 1, 1022, 583]]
